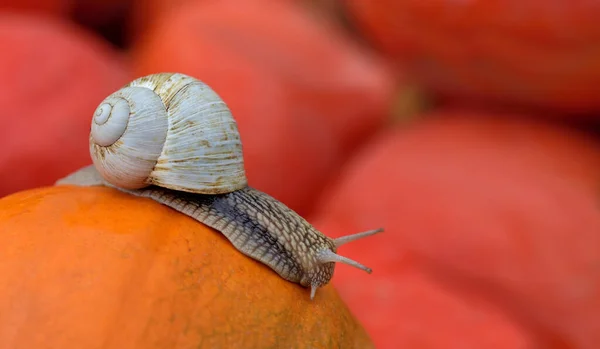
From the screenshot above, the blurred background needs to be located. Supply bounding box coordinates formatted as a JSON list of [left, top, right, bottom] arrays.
[[1, 0, 600, 348]]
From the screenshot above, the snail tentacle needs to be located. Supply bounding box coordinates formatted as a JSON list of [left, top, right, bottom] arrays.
[[316, 249, 372, 274], [333, 228, 384, 248]]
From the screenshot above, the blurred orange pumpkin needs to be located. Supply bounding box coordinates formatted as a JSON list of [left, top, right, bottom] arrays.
[[0, 185, 374, 349], [344, 0, 600, 115], [0, 13, 131, 198], [311, 111, 600, 348], [130, 0, 394, 216]]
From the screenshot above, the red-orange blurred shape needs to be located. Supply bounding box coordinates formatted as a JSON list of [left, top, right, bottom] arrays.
[[0, 13, 132, 197], [345, 0, 600, 115], [312, 111, 600, 349], [0, 0, 70, 16]]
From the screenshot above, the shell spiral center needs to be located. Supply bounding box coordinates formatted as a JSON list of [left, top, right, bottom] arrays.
[[91, 97, 131, 147]]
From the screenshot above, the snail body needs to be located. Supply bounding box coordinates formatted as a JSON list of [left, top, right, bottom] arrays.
[[58, 72, 382, 300]]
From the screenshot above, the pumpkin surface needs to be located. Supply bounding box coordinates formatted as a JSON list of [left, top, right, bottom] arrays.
[[0, 185, 373, 349]]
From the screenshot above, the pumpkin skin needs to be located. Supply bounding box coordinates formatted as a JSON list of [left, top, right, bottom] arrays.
[[311, 112, 600, 348], [0, 185, 374, 349], [344, 0, 600, 115]]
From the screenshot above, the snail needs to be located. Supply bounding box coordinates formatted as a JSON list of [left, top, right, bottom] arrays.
[[57, 72, 382, 300]]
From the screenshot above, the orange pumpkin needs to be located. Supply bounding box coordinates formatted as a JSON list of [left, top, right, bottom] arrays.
[[0, 186, 371, 349], [0, 185, 374, 349]]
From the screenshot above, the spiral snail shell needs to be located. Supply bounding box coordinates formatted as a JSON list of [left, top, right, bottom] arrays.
[[58, 72, 382, 300], [89, 73, 247, 194]]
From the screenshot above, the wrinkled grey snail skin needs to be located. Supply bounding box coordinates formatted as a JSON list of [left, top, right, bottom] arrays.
[[57, 165, 383, 300]]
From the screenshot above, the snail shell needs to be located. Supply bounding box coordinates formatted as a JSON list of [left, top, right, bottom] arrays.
[[90, 72, 247, 194]]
